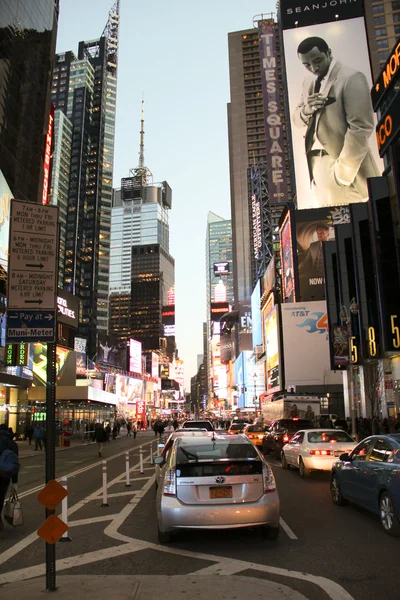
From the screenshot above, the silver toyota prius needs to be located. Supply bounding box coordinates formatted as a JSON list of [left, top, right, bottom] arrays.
[[154, 433, 280, 543]]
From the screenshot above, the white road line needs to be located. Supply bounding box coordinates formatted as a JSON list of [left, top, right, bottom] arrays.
[[17, 440, 155, 500], [279, 517, 298, 540], [68, 514, 120, 527]]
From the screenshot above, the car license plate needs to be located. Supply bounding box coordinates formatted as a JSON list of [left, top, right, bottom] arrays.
[[209, 486, 232, 499]]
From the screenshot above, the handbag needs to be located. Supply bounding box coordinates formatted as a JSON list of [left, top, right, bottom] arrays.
[[4, 488, 23, 527]]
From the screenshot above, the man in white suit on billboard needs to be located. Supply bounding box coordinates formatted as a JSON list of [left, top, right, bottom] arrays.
[[293, 36, 380, 206]]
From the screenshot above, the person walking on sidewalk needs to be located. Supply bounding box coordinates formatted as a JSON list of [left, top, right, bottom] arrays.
[[0, 424, 19, 531], [126, 421, 132, 437], [24, 424, 34, 446], [132, 421, 137, 439], [94, 423, 107, 457], [33, 423, 44, 451]]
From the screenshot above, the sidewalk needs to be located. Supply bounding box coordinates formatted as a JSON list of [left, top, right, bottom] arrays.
[[0, 574, 307, 600]]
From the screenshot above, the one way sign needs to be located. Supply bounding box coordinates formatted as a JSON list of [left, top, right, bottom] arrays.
[[6, 309, 56, 343]]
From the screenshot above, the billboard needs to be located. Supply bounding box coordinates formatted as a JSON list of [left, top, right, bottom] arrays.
[[296, 206, 349, 301], [97, 333, 127, 370], [251, 280, 262, 348], [262, 256, 276, 297], [281, 301, 342, 388], [116, 375, 143, 404], [213, 261, 229, 276], [33, 344, 76, 386], [0, 170, 12, 279], [264, 305, 281, 394], [151, 352, 159, 379], [210, 302, 229, 322], [57, 288, 79, 329], [259, 19, 289, 203], [129, 338, 142, 374], [279, 211, 296, 302], [281, 5, 382, 210]]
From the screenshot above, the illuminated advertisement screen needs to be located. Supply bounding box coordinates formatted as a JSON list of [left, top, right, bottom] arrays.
[[296, 205, 350, 301], [281, 4, 383, 210], [213, 262, 229, 276], [116, 375, 143, 404], [33, 344, 73, 386], [264, 306, 281, 394], [279, 211, 295, 303], [263, 256, 276, 297], [97, 332, 127, 369], [251, 280, 262, 348], [0, 170, 12, 276], [151, 352, 159, 379], [129, 338, 142, 374], [210, 302, 229, 322]]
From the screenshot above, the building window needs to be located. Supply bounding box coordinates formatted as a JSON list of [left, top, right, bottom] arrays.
[[373, 16, 386, 24], [394, 13, 400, 21], [377, 39, 389, 48], [395, 24, 400, 34], [392, 1, 400, 10], [378, 49, 390, 60], [375, 27, 387, 36], [372, 4, 384, 14]]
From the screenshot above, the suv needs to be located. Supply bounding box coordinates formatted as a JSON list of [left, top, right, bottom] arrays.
[[181, 420, 214, 431], [262, 418, 313, 458], [154, 433, 279, 543]]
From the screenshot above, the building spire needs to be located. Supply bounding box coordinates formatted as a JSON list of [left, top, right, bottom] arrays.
[[139, 96, 145, 169]]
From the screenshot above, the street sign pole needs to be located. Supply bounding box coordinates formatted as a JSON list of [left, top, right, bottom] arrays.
[[46, 341, 57, 591]]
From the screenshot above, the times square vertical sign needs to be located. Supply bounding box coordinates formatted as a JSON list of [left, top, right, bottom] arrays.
[[258, 20, 288, 203]]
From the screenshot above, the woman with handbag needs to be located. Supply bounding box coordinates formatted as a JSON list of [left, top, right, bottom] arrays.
[[0, 424, 20, 531]]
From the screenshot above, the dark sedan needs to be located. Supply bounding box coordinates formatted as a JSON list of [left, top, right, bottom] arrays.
[[262, 418, 313, 458], [330, 434, 400, 536]]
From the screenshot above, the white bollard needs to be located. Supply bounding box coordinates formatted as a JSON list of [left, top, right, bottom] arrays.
[[139, 446, 144, 474], [59, 476, 71, 542], [125, 451, 131, 487], [101, 460, 109, 507], [150, 444, 153, 463]]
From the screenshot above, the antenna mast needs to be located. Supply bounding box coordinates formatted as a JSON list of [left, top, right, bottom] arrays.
[[139, 97, 145, 169]]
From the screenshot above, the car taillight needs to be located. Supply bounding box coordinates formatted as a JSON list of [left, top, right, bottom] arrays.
[[262, 462, 276, 494], [248, 434, 255, 438], [282, 434, 290, 443], [163, 468, 177, 496], [310, 449, 333, 456]]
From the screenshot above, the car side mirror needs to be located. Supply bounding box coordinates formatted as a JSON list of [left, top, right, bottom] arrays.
[[157, 443, 165, 450], [153, 456, 165, 465], [340, 453, 351, 462]]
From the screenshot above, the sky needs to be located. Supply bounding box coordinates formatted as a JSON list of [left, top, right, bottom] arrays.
[[56, 0, 276, 387]]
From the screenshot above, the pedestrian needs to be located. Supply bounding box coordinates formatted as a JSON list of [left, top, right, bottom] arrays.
[[105, 423, 111, 442], [126, 421, 132, 437], [33, 423, 44, 451], [94, 423, 107, 457], [24, 423, 34, 446], [0, 423, 19, 531], [173, 419, 179, 431], [132, 421, 137, 439], [112, 424, 118, 440]]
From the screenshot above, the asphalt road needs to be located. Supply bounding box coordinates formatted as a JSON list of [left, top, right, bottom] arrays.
[[0, 432, 398, 600]]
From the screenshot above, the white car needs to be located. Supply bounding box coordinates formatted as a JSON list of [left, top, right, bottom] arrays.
[[281, 429, 357, 478]]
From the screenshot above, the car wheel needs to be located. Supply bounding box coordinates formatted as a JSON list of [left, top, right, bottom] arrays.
[[261, 525, 280, 540], [299, 457, 311, 478], [330, 474, 348, 506], [158, 525, 173, 544], [380, 492, 400, 536], [281, 452, 290, 470]]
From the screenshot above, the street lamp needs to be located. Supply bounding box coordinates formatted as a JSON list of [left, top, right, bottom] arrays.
[[340, 298, 360, 436]]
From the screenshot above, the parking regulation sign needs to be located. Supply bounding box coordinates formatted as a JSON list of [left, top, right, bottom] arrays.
[[6, 200, 58, 343], [7, 200, 58, 310]]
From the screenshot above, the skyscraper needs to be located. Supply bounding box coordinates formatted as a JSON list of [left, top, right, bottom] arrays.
[[205, 212, 233, 401], [109, 102, 175, 365], [50, 1, 120, 358], [364, 0, 400, 79], [227, 17, 293, 332], [0, 0, 59, 203]]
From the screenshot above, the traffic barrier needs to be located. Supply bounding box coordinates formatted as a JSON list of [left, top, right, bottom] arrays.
[[139, 446, 144, 474], [101, 461, 109, 507], [59, 476, 71, 542], [125, 452, 131, 487]]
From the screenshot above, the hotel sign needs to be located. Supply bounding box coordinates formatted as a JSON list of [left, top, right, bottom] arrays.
[[371, 38, 400, 110]]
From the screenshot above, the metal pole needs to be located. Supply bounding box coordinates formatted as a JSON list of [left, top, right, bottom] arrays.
[[59, 477, 71, 542], [150, 444, 153, 463], [46, 341, 57, 591], [125, 452, 131, 487], [350, 365, 356, 437], [101, 461, 109, 507], [139, 446, 144, 474]]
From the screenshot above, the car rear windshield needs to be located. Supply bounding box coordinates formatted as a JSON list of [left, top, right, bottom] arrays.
[[182, 422, 213, 431], [307, 431, 354, 443], [177, 461, 263, 478], [176, 441, 259, 463], [279, 419, 313, 430], [247, 425, 264, 432], [230, 424, 244, 430]]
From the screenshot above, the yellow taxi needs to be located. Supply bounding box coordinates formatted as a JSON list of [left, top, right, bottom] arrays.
[[243, 424, 265, 447], [227, 422, 249, 435]]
